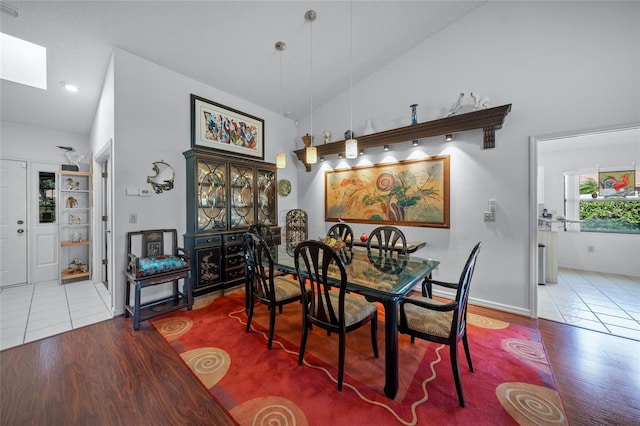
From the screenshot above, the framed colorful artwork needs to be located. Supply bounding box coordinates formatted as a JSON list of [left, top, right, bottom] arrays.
[[191, 94, 264, 159], [325, 156, 450, 228]]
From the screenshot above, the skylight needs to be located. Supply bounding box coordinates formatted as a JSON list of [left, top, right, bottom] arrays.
[[0, 32, 47, 90]]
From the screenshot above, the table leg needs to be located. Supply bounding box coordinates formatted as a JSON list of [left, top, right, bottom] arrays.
[[382, 299, 399, 399]]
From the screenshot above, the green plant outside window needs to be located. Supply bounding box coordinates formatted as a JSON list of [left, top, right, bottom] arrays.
[[39, 172, 56, 223]]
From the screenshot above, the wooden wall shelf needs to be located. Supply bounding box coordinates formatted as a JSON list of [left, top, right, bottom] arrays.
[[294, 104, 512, 171]]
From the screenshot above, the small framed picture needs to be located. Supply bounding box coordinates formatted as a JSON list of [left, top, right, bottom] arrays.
[[191, 94, 264, 159]]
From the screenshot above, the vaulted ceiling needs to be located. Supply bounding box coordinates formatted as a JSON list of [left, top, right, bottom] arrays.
[[1, 1, 484, 136]]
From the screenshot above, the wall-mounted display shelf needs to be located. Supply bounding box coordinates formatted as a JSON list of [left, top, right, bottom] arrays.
[[58, 170, 92, 283], [294, 104, 512, 171]]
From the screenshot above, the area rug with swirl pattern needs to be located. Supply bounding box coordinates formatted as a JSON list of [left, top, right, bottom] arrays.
[[151, 291, 567, 426]]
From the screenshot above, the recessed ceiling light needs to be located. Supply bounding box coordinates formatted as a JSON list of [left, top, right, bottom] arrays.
[[0, 32, 47, 89], [61, 81, 78, 92]]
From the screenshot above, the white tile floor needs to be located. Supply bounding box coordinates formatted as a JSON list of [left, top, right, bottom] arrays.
[[538, 268, 640, 341], [0, 280, 112, 351]]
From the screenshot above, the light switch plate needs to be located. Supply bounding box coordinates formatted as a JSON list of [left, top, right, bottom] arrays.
[[126, 188, 139, 196], [139, 188, 152, 197]]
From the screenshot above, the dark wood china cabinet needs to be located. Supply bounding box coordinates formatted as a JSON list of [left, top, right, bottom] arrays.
[[183, 148, 279, 295]]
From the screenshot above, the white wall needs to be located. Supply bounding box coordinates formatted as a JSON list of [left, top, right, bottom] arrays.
[[538, 127, 640, 276], [106, 48, 298, 315], [89, 54, 115, 309], [294, 2, 640, 315], [1, 121, 89, 163]]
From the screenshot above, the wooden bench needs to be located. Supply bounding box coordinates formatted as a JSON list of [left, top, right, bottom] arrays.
[[125, 229, 193, 330]]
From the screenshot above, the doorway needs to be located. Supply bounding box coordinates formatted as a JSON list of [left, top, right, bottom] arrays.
[[94, 140, 114, 312], [531, 126, 640, 339]]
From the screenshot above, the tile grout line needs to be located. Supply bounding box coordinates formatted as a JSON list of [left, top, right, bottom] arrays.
[[22, 284, 36, 345]]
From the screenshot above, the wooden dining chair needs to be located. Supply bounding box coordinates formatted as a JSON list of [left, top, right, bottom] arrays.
[[243, 233, 304, 349], [248, 223, 275, 243], [367, 226, 407, 258], [248, 223, 284, 277], [398, 242, 481, 407], [294, 240, 379, 391], [327, 223, 354, 247]]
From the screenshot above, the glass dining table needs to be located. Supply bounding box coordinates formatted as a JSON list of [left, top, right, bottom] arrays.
[[270, 243, 439, 399]]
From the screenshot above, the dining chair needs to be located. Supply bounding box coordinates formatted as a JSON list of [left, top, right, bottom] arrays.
[[248, 223, 275, 243], [294, 240, 379, 391], [248, 223, 284, 277], [243, 233, 304, 349], [398, 242, 482, 407], [367, 226, 407, 258], [326, 223, 354, 247]]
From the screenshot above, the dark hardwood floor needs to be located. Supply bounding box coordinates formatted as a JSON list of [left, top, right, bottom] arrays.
[[1, 304, 638, 425], [0, 316, 236, 426]]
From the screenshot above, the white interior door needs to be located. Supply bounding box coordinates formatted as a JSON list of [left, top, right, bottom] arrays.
[[30, 163, 60, 283], [0, 159, 28, 287]]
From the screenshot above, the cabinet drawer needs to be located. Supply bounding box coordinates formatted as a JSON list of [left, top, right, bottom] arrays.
[[195, 235, 222, 246], [226, 255, 245, 269], [224, 233, 244, 243], [225, 267, 245, 281], [226, 243, 243, 255]]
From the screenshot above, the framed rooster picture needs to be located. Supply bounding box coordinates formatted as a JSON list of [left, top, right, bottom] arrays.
[[325, 156, 450, 228], [598, 170, 635, 197]]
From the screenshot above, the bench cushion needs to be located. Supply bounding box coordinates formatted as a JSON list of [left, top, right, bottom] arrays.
[[137, 255, 189, 277]]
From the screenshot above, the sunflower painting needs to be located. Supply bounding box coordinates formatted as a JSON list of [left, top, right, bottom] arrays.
[[325, 156, 450, 228]]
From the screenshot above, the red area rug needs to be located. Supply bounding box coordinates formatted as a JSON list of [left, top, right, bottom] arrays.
[[152, 291, 567, 425]]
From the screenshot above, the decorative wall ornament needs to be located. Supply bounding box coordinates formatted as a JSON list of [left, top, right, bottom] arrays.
[[325, 156, 450, 228], [278, 179, 292, 197], [147, 160, 175, 194]]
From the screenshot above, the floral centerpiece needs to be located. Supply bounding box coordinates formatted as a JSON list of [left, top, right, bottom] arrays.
[[323, 236, 347, 250]]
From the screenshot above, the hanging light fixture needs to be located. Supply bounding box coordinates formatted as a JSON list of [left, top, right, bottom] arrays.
[[304, 10, 318, 164], [275, 41, 287, 168], [344, 2, 358, 159]]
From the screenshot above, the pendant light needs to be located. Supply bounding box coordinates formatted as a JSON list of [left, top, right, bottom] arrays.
[[275, 41, 287, 168], [304, 10, 317, 164], [344, 2, 358, 159]]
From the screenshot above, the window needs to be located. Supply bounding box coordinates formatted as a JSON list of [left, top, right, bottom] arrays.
[[38, 172, 56, 223], [565, 170, 640, 234]]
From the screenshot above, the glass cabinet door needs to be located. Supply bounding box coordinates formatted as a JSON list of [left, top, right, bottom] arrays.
[[256, 168, 276, 225], [229, 163, 254, 229], [197, 159, 227, 231]]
